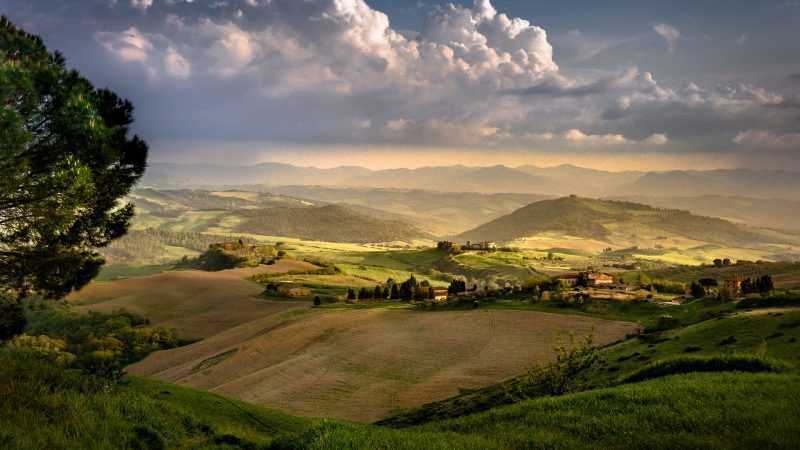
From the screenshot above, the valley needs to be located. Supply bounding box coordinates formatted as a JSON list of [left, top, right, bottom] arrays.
[[5, 6, 800, 448]]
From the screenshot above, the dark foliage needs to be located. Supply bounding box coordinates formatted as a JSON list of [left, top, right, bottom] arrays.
[[0, 296, 25, 340], [0, 18, 147, 298], [623, 355, 784, 383]]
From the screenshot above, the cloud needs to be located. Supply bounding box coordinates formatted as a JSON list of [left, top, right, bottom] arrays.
[[95, 27, 191, 80], [734, 130, 800, 150], [164, 47, 191, 79], [643, 133, 669, 145], [521, 129, 668, 148], [653, 23, 680, 52], [95, 27, 153, 63], [131, 0, 153, 11], [21, 0, 796, 153]]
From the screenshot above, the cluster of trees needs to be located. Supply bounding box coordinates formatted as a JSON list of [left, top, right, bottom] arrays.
[[100, 229, 256, 265], [436, 241, 461, 254], [448, 279, 468, 295], [712, 258, 733, 268], [741, 275, 774, 295], [346, 275, 439, 302], [18, 305, 179, 378], [689, 281, 709, 299], [347, 285, 391, 301]]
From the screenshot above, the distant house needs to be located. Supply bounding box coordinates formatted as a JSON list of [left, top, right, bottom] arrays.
[[587, 272, 614, 286], [276, 284, 312, 297], [555, 273, 580, 287], [463, 241, 497, 251], [724, 275, 743, 295], [554, 272, 613, 287], [432, 288, 449, 301]]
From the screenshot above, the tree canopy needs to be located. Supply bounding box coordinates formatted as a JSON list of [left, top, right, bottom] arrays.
[[0, 17, 147, 299]]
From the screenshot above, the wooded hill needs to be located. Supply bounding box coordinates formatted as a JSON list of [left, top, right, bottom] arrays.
[[456, 196, 799, 248]]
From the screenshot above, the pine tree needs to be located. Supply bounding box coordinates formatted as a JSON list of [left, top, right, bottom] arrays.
[[0, 18, 148, 299]]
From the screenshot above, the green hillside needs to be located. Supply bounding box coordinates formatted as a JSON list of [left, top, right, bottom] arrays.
[[0, 350, 310, 449], [457, 196, 796, 249], [4, 348, 798, 449]]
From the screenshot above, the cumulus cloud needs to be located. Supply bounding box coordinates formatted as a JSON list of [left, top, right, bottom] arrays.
[[164, 47, 191, 79], [49, 0, 800, 152], [95, 27, 153, 64], [653, 23, 680, 52], [95, 27, 191, 80]]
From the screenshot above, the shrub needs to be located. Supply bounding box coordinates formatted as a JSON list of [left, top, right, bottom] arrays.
[[655, 315, 680, 331], [0, 297, 26, 341], [622, 355, 785, 384], [523, 333, 599, 395], [5, 334, 76, 365], [25, 305, 179, 379], [737, 292, 800, 309]]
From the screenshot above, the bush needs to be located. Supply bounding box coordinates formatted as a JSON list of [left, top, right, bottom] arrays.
[[622, 355, 785, 384], [737, 292, 800, 310], [0, 298, 26, 341], [523, 333, 599, 395], [654, 315, 680, 331], [25, 305, 180, 379], [5, 334, 76, 365]]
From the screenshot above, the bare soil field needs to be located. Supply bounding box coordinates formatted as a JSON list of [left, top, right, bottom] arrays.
[[129, 308, 637, 422], [68, 260, 318, 339]]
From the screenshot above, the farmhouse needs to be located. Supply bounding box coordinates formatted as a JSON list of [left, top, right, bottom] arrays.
[[463, 241, 497, 251], [554, 271, 614, 287], [724, 275, 743, 295], [276, 284, 312, 297], [432, 288, 449, 301], [555, 273, 580, 287], [587, 272, 614, 286]]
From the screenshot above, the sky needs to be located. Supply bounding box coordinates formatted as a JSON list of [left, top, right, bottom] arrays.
[[2, 0, 800, 170]]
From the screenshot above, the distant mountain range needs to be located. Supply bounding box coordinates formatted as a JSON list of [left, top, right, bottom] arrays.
[[142, 162, 800, 199]]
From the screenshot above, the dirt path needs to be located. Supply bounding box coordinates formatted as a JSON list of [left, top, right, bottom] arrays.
[[129, 308, 637, 422]]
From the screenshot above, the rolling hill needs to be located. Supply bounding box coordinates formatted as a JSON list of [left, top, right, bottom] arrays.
[[216, 204, 432, 243], [268, 186, 551, 235], [610, 194, 800, 231], [127, 189, 432, 243], [456, 196, 800, 253], [128, 308, 635, 422]]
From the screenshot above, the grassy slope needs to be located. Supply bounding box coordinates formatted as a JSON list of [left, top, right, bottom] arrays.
[[456, 197, 797, 261], [4, 352, 799, 449], [0, 351, 310, 450], [377, 304, 800, 427], [223, 204, 431, 243], [5, 306, 800, 449], [270, 373, 800, 449]]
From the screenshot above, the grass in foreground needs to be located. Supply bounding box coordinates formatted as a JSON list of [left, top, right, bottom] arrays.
[[270, 372, 800, 449], [0, 350, 309, 449]]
